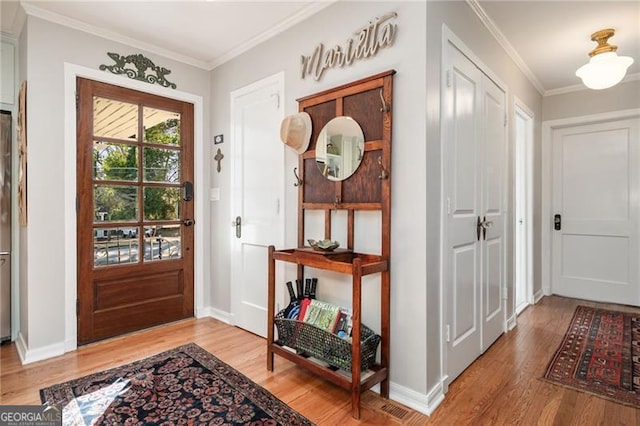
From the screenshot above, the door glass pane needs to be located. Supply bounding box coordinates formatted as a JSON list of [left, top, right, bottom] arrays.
[[143, 147, 180, 183], [144, 107, 181, 146], [143, 187, 180, 220], [144, 225, 181, 261], [93, 227, 140, 267], [94, 185, 138, 223], [94, 142, 138, 181], [93, 97, 138, 141]]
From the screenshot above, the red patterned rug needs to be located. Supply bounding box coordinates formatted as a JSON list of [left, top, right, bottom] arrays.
[[40, 343, 314, 425], [543, 305, 640, 407]]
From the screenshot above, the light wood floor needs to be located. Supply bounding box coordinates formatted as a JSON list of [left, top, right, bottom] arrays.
[[1, 295, 639, 424]]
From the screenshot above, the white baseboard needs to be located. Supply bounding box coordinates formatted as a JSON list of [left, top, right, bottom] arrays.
[[424, 380, 445, 415], [15, 332, 27, 364], [16, 332, 65, 365], [534, 289, 545, 303], [370, 380, 433, 416], [506, 313, 517, 331], [209, 308, 232, 324]]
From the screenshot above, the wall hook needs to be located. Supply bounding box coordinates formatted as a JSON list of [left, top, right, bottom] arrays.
[[293, 167, 303, 187], [378, 156, 389, 180], [379, 89, 390, 113]]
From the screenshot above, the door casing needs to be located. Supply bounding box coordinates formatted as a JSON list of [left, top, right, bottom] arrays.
[[62, 63, 205, 353]]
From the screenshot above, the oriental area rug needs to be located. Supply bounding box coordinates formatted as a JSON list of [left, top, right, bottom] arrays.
[[543, 305, 640, 408], [40, 343, 314, 425]]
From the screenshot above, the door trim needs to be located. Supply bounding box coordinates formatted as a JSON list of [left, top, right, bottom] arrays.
[[541, 108, 640, 298], [63, 63, 205, 351]]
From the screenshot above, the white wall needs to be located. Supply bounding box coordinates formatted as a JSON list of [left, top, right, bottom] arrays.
[[210, 1, 429, 403], [19, 16, 211, 357], [543, 79, 640, 121]]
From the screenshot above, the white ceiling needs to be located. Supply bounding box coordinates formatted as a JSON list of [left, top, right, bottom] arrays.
[[1, 1, 639, 95]]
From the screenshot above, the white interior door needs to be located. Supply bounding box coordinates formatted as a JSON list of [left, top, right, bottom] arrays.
[[552, 118, 639, 305], [514, 105, 533, 314], [230, 73, 284, 337], [444, 41, 506, 384]]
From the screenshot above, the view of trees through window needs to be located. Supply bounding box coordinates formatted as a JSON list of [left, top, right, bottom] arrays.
[[94, 118, 181, 222]]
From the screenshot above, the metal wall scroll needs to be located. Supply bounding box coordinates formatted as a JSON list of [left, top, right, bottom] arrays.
[[100, 52, 177, 89], [300, 12, 398, 81]]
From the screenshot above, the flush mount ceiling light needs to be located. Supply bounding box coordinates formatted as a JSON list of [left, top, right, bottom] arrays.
[[576, 28, 634, 90]]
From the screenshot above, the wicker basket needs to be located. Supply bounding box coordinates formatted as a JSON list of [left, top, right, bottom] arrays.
[[274, 309, 380, 371]]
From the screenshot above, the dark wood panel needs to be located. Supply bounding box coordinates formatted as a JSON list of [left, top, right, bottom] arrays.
[[342, 150, 382, 204], [304, 100, 335, 152], [95, 270, 183, 310], [303, 157, 335, 204], [92, 295, 186, 341], [343, 89, 383, 142]]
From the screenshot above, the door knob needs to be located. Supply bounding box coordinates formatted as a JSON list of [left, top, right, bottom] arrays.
[[183, 219, 195, 226]]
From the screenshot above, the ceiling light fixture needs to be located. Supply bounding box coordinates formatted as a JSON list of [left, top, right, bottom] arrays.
[[576, 28, 634, 90]]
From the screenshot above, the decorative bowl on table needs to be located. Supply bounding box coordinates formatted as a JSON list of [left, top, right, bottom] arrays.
[[307, 239, 340, 252]]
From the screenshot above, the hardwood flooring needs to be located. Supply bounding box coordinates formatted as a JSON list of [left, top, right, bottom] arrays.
[[1, 295, 638, 424]]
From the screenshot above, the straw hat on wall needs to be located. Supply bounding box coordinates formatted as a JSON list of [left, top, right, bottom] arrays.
[[280, 112, 312, 155]]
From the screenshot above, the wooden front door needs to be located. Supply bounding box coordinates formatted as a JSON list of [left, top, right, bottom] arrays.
[[77, 78, 194, 344]]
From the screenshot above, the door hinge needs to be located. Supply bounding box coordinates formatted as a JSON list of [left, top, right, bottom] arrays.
[[75, 92, 79, 109], [446, 197, 451, 215], [446, 70, 452, 88], [504, 114, 507, 127], [76, 196, 79, 213], [76, 299, 80, 316], [446, 324, 451, 342]]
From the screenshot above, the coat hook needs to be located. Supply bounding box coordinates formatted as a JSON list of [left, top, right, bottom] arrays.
[[378, 156, 389, 180], [379, 89, 390, 113], [293, 167, 303, 187]]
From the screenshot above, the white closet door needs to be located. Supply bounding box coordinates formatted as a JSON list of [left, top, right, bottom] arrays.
[[444, 42, 507, 384]]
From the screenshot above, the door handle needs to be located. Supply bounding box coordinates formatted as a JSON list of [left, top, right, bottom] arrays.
[[232, 216, 241, 238], [481, 216, 493, 240], [183, 218, 195, 227], [477, 216, 493, 241]]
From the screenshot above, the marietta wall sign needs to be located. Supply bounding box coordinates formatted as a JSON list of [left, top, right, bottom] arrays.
[[300, 12, 398, 81]]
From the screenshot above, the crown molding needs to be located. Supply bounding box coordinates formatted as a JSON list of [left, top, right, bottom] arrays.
[[20, 1, 337, 72], [544, 72, 640, 97], [21, 2, 211, 69], [208, 1, 336, 69], [466, 0, 545, 96]]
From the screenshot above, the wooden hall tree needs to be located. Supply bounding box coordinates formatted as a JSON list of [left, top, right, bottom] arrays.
[[267, 70, 394, 419]]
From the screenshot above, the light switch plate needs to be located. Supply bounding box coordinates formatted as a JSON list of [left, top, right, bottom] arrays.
[[210, 188, 220, 201]]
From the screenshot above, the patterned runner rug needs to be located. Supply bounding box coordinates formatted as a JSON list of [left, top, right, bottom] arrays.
[[543, 305, 640, 407], [40, 343, 314, 425]]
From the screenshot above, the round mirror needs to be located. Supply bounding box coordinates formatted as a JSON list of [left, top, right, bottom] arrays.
[[315, 117, 365, 181]]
